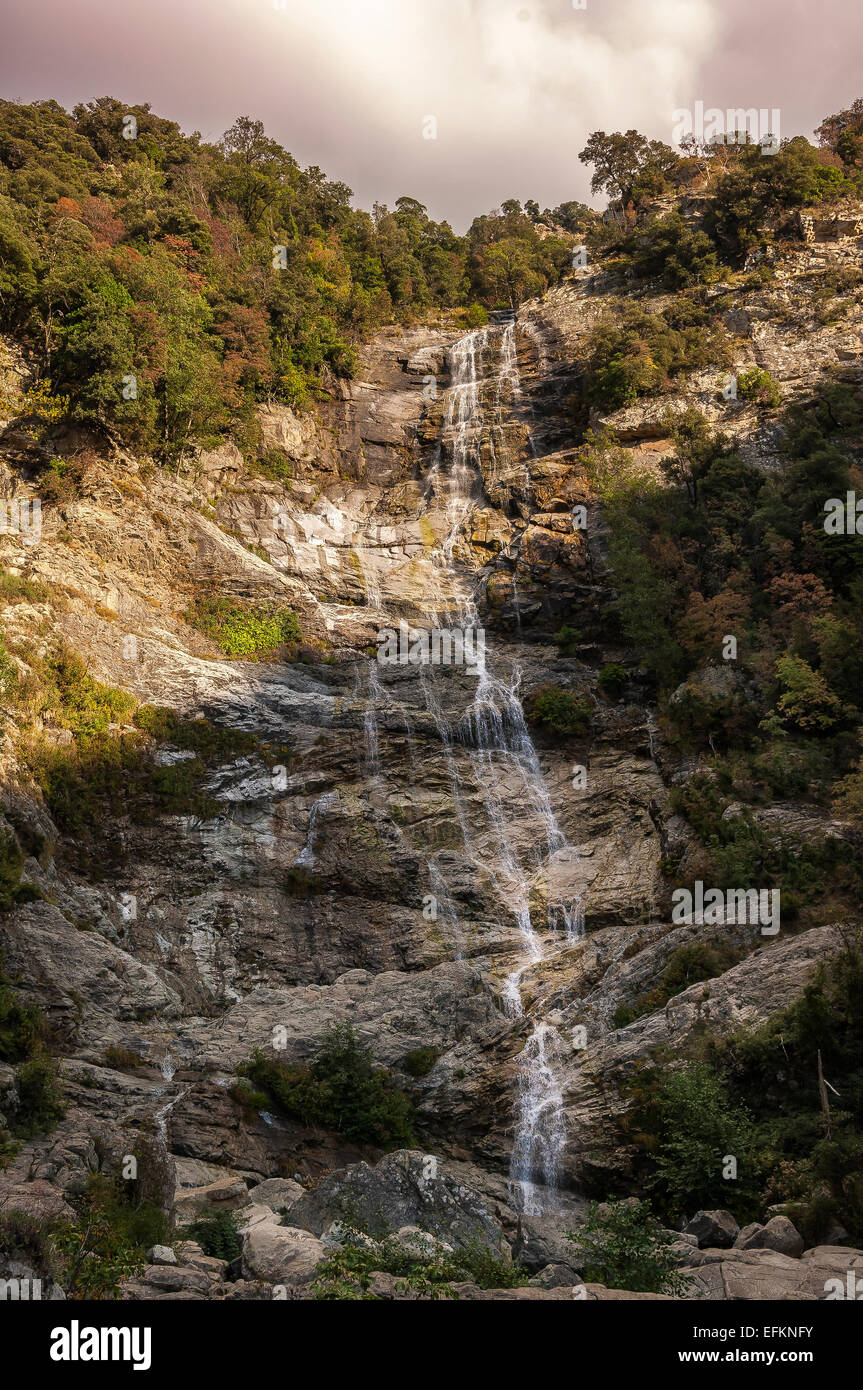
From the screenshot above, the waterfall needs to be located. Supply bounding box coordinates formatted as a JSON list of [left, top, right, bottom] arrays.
[[354, 320, 583, 1214], [509, 1022, 567, 1214], [429, 323, 582, 1214], [296, 792, 339, 868]]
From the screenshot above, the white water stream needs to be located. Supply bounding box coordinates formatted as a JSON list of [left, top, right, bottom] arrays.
[[424, 325, 583, 1213], [344, 323, 582, 1215]]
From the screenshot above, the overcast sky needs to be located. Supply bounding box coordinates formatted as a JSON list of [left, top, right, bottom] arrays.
[[1, 0, 860, 230]]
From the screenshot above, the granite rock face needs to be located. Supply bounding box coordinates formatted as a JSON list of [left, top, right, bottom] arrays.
[[1, 209, 859, 1298]]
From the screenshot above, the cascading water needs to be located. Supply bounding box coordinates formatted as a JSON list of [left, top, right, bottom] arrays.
[[296, 792, 339, 868], [354, 320, 584, 1215], [428, 323, 583, 1214]]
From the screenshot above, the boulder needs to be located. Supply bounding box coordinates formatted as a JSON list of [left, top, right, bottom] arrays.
[[529, 1263, 582, 1289], [737, 1215, 804, 1257], [173, 1177, 250, 1223], [146, 1245, 177, 1266], [734, 1222, 763, 1247], [240, 1222, 325, 1286], [684, 1210, 740, 1249], [247, 1177, 304, 1213], [286, 1150, 510, 1257]]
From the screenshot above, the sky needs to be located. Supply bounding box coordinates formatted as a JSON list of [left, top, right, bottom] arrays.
[[1, 0, 860, 230]]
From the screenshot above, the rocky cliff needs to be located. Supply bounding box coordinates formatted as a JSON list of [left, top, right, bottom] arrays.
[[1, 202, 862, 1299]]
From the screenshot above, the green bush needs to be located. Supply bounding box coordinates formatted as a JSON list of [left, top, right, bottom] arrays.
[[184, 598, 302, 659], [132, 706, 259, 758], [526, 686, 593, 738], [629, 1061, 760, 1222], [598, 663, 628, 701], [552, 625, 581, 657], [236, 1023, 416, 1149], [0, 965, 45, 1061], [586, 303, 729, 410], [12, 1050, 66, 1137], [0, 828, 40, 911], [52, 1175, 169, 1298], [736, 367, 782, 407], [613, 938, 745, 1029], [180, 1209, 242, 1262], [568, 1199, 688, 1294]]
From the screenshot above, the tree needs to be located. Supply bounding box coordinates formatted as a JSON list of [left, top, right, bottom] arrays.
[[579, 130, 680, 214], [815, 97, 863, 161]]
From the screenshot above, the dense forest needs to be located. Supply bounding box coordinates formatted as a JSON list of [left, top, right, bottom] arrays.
[[0, 97, 588, 458]]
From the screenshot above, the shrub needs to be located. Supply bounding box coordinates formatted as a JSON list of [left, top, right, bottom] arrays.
[[12, 1051, 66, 1137], [613, 938, 745, 1028], [598, 663, 628, 701], [0, 828, 40, 911], [180, 1209, 242, 1262], [236, 1023, 416, 1148], [132, 706, 259, 758], [525, 686, 593, 738], [568, 1199, 688, 1294], [0, 570, 52, 605], [311, 1229, 526, 1300], [0, 961, 47, 1062], [100, 1046, 146, 1070], [642, 1062, 759, 1220], [52, 1175, 169, 1298], [402, 1047, 439, 1078], [586, 303, 729, 411], [737, 367, 782, 407], [552, 625, 581, 657], [774, 655, 842, 732]]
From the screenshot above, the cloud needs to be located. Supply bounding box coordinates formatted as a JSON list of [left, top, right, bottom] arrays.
[[0, 0, 860, 228]]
